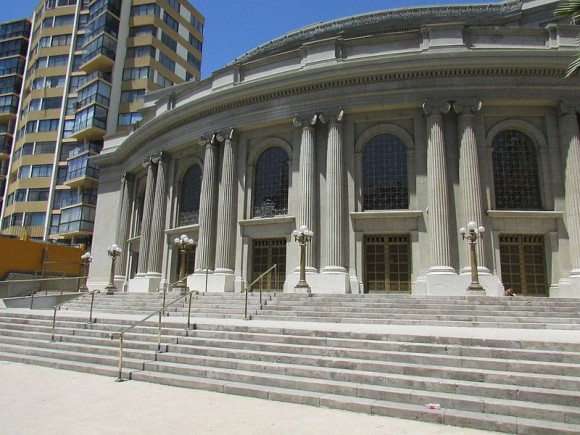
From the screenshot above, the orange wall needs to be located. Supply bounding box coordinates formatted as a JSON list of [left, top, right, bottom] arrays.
[[0, 238, 84, 279]]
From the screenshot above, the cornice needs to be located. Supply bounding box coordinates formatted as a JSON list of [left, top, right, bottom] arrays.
[[231, 1, 523, 65], [96, 64, 568, 167]]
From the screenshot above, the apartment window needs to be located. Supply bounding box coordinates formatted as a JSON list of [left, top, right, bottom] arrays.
[[166, 0, 180, 13], [17, 164, 54, 178], [159, 52, 175, 73], [28, 188, 50, 201], [48, 55, 68, 67], [130, 4, 160, 17], [32, 164, 53, 177], [24, 212, 46, 227], [155, 73, 173, 88], [15, 190, 27, 202], [47, 76, 66, 88], [118, 112, 143, 126], [129, 25, 156, 38], [163, 12, 178, 32], [188, 34, 202, 52], [36, 142, 57, 154], [40, 36, 51, 48], [189, 15, 203, 34], [52, 34, 72, 47], [187, 53, 201, 70], [126, 45, 155, 59], [38, 119, 59, 132], [68, 76, 82, 93], [120, 89, 145, 103], [160, 32, 177, 51], [41, 97, 62, 110], [43, 14, 75, 28], [122, 66, 150, 80], [62, 119, 75, 138], [26, 121, 38, 133]]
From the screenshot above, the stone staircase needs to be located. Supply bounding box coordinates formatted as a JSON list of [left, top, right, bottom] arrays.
[[1, 293, 580, 433], [62, 291, 580, 329]]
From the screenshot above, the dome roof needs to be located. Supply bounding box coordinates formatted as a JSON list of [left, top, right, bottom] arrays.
[[231, 1, 523, 65]]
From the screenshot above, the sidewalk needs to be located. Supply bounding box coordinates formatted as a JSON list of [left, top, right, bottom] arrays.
[[0, 361, 499, 435]]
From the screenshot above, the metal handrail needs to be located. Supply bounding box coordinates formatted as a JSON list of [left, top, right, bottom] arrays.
[[243, 264, 277, 320], [110, 283, 199, 382], [51, 289, 100, 341]]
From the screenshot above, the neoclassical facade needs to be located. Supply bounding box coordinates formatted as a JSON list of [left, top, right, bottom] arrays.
[[89, 0, 580, 297]]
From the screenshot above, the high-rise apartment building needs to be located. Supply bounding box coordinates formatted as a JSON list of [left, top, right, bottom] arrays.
[[0, 0, 204, 249], [0, 19, 31, 224]]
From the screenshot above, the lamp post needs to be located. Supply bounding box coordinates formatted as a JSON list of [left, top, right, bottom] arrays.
[[174, 234, 194, 290], [459, 221, 485, 292], [105, 244, 122, 294], [292, 225, 313, 293], [79, 251, 93, 292]]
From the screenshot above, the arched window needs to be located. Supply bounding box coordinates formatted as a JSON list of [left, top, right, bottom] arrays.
[[362, 133, 408, 210], [179, 164, 202, 225], [492, 130, 541, 210], [253, 147, 289, 218]]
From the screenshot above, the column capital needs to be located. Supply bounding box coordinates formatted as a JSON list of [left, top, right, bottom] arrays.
[[226, 127, 238, 143], [121, 172, 135, 183], [559, 101, 580, 117], [422, 99, 451, 116], [293, 112, 326, 128], [453, 99, 482, 115], [327, 108, 345, 125]]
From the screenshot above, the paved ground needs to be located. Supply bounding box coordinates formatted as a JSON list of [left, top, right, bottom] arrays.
[[0, 361, 500, 435]]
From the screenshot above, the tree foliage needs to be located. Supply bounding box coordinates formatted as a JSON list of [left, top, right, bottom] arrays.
[[555, 0, 580, 77]]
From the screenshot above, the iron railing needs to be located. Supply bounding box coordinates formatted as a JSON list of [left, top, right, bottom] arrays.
[[51, 289, 100, 341], [243, 264, 277, 320], [109, 277, 197, 381]]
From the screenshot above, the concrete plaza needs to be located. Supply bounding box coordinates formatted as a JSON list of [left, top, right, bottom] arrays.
[[0, 360, 499, 435]]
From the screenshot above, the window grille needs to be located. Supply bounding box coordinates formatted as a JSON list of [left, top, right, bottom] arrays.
[[253, 147, 289, 218]]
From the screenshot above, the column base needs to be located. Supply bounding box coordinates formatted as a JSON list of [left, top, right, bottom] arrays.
[[187, 270, 234, 293], [413, 271, 503, 296], [554, 275, 580, 298], [127, 276, 161, 293], [284, 271, 351, 294]]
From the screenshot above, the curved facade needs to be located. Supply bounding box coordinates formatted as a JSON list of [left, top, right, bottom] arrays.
[[89, 0, 580, 297]]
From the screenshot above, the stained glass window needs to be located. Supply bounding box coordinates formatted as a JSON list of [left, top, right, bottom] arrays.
[[363, 134, 408, 210]]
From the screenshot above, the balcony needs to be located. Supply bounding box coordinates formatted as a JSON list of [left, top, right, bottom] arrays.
[[77, 71, 112, 90], [68, 142, 103, 160], [0, 139, 11, 159], [63, 165, 100, 188], [79, 37, 116, 74], [70, 117, 106, 141], [0, 103, 18, 123]]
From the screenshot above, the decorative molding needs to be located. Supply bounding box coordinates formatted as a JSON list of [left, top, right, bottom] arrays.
[[231, 1, 523, 64], [487, 210, 564, 219], [98, 66, 568, 166]]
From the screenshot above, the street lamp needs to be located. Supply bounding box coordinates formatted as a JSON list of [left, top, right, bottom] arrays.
[[105, 244, 122, 295], [174, 234, 194, 290], [292, 225, 313, 293], [79, 251, 93, 292], [459, 221, 485, 292]]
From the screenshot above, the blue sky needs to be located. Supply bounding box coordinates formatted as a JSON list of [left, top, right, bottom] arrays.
[[2, 0, 494, 78]]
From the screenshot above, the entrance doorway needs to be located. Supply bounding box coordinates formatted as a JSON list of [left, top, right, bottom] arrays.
[[364, 234, 411, 293], [252, 238, 286, 291], [499, 234, 548, 296]]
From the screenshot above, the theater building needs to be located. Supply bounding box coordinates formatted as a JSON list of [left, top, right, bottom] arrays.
[[89, 0, 580, 297]]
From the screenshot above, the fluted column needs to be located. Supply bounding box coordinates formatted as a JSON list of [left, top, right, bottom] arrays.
[[560, 103, 580, 274], [423, 100, 453, 272], [147, 153, 169, 275], [455, 100, 487, 271], [137, 158, 157, 275], [293, 114, 320, 269], [215, 129, 238, 272], [325, 110, 345, 271], [195, 134, 221, 272], [115, 172, 134, 276]]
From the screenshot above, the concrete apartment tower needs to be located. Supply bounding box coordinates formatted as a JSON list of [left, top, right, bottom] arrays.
[[0, 20, 31, 224], [0, 0, 204, 250]]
